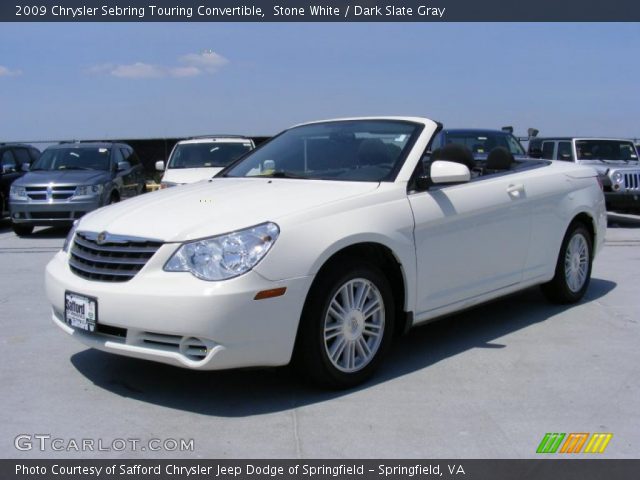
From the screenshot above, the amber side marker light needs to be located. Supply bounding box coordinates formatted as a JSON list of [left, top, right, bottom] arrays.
[[254, 287, 287, 300]]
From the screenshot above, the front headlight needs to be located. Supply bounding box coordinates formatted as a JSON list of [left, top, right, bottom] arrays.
[[611, 171, 623, 184], [10, 185, 27, 200], [63, 220, 79, 253], [75, 184, 104, 197], [164, 222, 280, 281]]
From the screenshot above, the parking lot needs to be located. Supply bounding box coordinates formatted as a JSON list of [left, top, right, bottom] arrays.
[[0, 214, 639, 459]]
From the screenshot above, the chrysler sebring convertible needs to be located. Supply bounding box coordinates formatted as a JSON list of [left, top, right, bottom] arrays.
[[45, 117, 606, 388]]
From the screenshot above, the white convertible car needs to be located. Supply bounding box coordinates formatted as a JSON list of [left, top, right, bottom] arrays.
[[45, 117, 606, 388]]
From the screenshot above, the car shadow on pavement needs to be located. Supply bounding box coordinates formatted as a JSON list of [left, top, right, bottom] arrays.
[[70, 278, 616, 417], [27, 226, 70, 238], [0, 219, 12, 234], [0, 220, 69, 237], [608, 213, 640, 229]]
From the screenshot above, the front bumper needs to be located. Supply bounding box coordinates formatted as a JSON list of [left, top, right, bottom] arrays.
[[45, 248, 314, 370], [11, 197, 102, 226], [604, 191, 640, 212]]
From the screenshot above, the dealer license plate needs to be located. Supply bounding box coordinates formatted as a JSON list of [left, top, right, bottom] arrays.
[[64, 292, 97, 332]]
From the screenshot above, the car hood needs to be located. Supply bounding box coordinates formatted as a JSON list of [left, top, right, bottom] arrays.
[[15, 170, 110, 186], [78, 177, 379, 242], [162, 167, 223, 185]]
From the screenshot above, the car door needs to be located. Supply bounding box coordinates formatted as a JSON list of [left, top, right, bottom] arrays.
[[409, 170, 532, 316]]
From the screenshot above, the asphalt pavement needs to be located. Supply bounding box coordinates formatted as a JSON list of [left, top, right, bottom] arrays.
[[0, 214, 638, 459]]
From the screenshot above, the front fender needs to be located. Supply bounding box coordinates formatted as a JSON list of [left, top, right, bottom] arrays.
[[254, 188, 417, 312]]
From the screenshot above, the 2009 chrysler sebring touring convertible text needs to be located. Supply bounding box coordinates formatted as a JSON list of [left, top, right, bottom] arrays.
[[45, 117, 606, 388]]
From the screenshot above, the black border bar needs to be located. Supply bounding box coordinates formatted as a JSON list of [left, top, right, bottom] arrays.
[[3, 459, 640, 480], [4, 0, 640, 22]]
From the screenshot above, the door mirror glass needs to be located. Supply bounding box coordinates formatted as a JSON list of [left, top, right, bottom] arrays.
[[117, 161, 131, 172]]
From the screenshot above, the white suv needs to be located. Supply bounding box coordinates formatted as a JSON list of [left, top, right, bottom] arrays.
[[156, 136, 254, 188]]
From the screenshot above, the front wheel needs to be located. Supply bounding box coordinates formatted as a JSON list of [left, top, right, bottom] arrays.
[[296, 262, 395, 389], [541, 222, 593, 304]]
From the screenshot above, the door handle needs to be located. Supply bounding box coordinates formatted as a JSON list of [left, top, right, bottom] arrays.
[[507, 184, 525, 198]]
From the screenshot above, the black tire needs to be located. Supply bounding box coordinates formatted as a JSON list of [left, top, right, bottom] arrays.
[[12, 224, 34, 237], [541, 221, 593, 304], [295, 260, 395, 389], [109, 193, 120, 205]]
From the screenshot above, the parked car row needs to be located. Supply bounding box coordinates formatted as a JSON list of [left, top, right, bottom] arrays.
[[528, 137, 640, 213], [2, 136, 255, 236]]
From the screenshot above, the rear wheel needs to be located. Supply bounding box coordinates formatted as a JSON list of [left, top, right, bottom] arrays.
[[296, 261, 395, 388], [541, 222, 593, 304], [12, 224, 34, 237]]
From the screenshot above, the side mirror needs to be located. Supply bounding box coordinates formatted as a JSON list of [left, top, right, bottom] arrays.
[[117, 161, 131, 172], [1, 164, 16, 174], [430, 160, 471, 185], [155, 160, 165, 171], [21, 163, 30, 172]]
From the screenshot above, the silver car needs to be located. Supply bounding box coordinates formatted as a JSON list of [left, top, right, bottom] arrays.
[[9, 142, 145, 236]]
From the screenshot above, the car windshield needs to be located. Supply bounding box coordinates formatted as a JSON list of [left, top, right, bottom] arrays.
[[168, 142, 253, 169], [31, 147, 111, 171], [224, 120, 421, 182], [445, 132, 526, 156], [575, 140, 638, 162]]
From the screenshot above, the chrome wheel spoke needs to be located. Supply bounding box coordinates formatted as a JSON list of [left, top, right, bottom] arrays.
[[362, 298, 382, 319], [356, 337, 371, 358], [355, 283, 371, 311], [363, 321, 382, 337], [329, 337, 347, 364], [328, 298, 348, 322]]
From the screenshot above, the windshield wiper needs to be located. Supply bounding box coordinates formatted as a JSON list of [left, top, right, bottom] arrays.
[[260, 171, 309, 179], [58, 166, 94, 171]]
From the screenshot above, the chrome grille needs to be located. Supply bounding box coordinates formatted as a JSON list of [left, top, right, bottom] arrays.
[[623, 172, 640, 191], [26, 186, 76, 201], [69, 232, 162, 282]]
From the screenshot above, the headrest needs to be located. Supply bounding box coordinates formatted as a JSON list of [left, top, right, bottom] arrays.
[[485, 147, 514, 170], [432, 144, 475, 169]]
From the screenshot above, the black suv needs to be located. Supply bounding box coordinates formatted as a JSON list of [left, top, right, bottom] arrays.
[[9, 142, 145, 235], [0, 144, 40, 219]]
